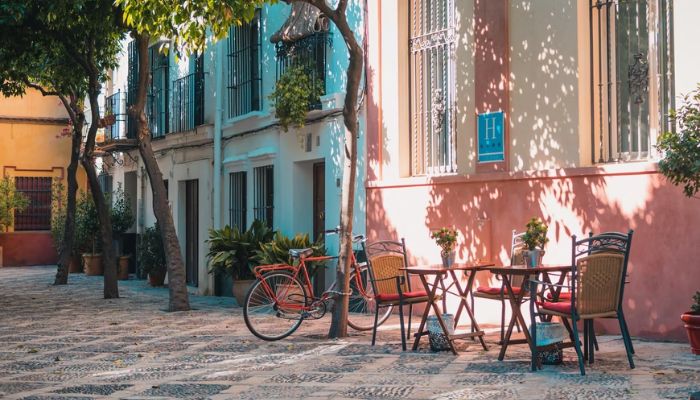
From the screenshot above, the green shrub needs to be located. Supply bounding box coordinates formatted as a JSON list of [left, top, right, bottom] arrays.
[[206, 220, 275, 280], [110, 183, 134, 237], [269, 65, 324, 132], [657, 84, 700, 198], [522, 217, 548, 251], [255, 231, 326, 279], [75, 190, 100, 254], [138, 224, 166, 277], [0, 176, 29, 232]]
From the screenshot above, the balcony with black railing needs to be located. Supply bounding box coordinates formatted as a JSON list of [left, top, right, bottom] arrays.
[[103, 90, 133, 141], [275, 31, 332, 110], [171, 72, 205, 133]]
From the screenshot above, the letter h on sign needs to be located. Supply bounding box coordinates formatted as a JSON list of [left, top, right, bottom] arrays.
[[477, 111, 505, 163]]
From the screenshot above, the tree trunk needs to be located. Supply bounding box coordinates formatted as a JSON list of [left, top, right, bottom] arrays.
[[131, 33, 190, 311], [83, 79, 119, 299], [323, 1, 364, 339], [55, 97, 84, 285]]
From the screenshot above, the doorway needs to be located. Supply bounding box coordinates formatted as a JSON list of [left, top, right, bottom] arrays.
[[184, 179, 198, 287], [312, 162, 325, 294]]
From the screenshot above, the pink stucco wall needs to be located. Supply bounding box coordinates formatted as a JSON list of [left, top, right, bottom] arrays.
[[365, 164, 700, 341]]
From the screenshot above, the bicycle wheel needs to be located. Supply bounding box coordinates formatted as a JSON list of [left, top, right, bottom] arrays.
[[346, 266, 393, 331], [243, 272, 307, 341]]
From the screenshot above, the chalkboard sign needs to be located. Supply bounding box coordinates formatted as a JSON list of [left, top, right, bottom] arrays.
[[477, 111, 505, 163]]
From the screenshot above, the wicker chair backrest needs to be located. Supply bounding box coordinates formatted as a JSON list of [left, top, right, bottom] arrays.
[[575, 253, 625, 316], [368, 254, 409, 295]]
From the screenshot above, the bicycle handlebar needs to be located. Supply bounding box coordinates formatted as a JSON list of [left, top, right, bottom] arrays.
[[324, 227, 365, 243]]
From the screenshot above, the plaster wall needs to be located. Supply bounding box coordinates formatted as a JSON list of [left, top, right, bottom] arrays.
[[366, 164, 700, 341]]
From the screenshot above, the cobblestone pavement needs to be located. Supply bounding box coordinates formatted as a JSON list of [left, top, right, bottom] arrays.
[[0, 266, 698, 400]]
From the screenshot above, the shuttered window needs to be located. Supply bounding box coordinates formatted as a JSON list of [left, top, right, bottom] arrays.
[[227, 11, 262, 118], [253, 166, 273, 229], [229, 172, 247, 231]]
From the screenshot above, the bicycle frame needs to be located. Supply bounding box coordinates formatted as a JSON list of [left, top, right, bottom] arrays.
[[251, 249, 369, 313]]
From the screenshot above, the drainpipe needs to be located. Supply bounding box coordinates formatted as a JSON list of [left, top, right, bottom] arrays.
[[213, 38, 224, 230]]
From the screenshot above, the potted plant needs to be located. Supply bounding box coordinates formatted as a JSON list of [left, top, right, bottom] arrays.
[[207, 220, 275, 305], [431, 227, 459, 268], [110, 184, 135, 280], [522, 217, 548, 267], [681, 291, 700, 355], [0, 177, 29, 268], [138, 224, 167, 286], [269, 65, 325, 132], [76, 191, 102, 275]]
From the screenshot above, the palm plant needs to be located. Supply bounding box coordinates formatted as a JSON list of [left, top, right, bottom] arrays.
[[206, 220, 275, 280]]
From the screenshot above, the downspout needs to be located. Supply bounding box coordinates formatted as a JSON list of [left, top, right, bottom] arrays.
[[213, 38, 224, 230]]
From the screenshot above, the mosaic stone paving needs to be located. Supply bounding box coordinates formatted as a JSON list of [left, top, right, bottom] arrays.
[[0, 266, 697, 399]]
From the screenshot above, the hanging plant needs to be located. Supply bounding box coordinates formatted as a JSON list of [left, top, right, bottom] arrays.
[[269, 65, 324, 132]]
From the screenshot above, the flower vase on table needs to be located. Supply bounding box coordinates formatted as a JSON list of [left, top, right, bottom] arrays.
[[441, 250, 456, 268]]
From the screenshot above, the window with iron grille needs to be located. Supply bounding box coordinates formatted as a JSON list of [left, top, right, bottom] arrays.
[[409, 0, 457, 176], [229, 171, 247, 231], [227, 11, 262, 118], [589, 0, 674, 162], [275, 31, 332, 111], [14, 177, 52, 231], [104, 90, 128, 140], [126, 41, 139, 139], [148, 45, 170, 138], [171, 55, 205, 132], [253, 166, 273, 229]]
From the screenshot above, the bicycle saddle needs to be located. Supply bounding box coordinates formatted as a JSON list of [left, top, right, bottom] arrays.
[[289, 248, 313, 258]]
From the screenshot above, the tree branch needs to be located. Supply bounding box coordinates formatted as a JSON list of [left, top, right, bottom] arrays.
[[24, 81, 59, 97]]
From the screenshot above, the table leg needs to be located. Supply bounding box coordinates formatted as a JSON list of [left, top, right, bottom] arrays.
[[427, 275, 458, 355], [497, 273, 531, 361], [450, 270, 488, 351], [411, 274, 441, 351]]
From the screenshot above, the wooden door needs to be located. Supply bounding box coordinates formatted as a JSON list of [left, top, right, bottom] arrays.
[[185, 179, 199, 287], [312, 162, 325, 294]]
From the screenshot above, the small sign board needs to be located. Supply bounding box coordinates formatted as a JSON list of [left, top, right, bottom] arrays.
[[477, 111, 505, 163]]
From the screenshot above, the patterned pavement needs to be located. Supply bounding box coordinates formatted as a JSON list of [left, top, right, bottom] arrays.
[[0, 266, 697, 399]]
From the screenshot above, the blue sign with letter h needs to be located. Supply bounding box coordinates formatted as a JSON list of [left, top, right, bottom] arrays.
[[478, 111, 505, 163]]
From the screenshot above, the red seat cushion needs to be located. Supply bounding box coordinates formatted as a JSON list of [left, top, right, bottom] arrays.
[[476, 286, 521, 296], [537, 301, 573, 314], [546, 292, 572, 301], [376, 290, 428, 302]]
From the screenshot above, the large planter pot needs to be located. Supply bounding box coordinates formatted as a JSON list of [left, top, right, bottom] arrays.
[[118, 255, 131, 280], [68, 254, 83, 273], [232, 279, 255, 306], [83, 253, 103, 276], [148, 270, 166, 287], [681, 311, 700, 355]]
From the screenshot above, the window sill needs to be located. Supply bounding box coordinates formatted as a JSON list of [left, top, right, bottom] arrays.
[[366, 161, 660, 189]]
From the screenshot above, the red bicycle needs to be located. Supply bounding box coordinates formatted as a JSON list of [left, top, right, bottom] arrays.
[[242, 228, 393, 340]]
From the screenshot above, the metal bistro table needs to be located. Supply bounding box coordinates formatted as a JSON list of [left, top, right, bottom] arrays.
[[486, 264, 571, 361], [402, 261, 495, 355]]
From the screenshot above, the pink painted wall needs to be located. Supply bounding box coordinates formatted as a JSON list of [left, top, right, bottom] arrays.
[[366, 164, 700, 341], [0, 232, 58, 267]]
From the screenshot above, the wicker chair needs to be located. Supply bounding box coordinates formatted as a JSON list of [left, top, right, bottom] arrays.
[[531, 231, 634, 375], [472, 230, 527, 343], [362, 239, 431, 351]]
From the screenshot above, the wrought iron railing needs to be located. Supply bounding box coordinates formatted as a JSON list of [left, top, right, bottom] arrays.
[[104, 90, 131, 140], [275, 31, 332, 110], [171, 72, 205, 133]]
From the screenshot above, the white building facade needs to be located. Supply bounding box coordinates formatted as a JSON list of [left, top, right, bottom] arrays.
[[99, 3, 366, 296]]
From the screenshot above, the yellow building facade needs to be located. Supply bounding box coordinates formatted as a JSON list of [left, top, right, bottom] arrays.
[[0, 89, 87, 266]]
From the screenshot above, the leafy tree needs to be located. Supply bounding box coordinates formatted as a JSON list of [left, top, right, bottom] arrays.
[[0, 0, 125, 295], [117, 0, 364, 332], [657, 85, 700, 199]]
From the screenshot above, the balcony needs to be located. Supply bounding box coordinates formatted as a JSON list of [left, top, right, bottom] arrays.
[[171, 72, 205, 133], [275, 31, 332, 110]]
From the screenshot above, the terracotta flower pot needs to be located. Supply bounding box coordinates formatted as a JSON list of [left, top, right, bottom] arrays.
[[83, 253, 103, 276], [148, 270, 166, 287], [681, 311, 700, 355], [232, 279, 255, 306], [69, 254, 83, 273], [118, 255, 131, 280]]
